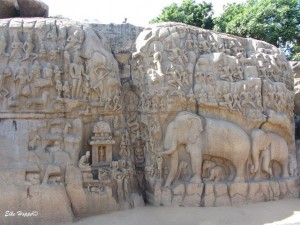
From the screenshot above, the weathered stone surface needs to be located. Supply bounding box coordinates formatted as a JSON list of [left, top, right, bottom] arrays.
[[17, 0, 48, 17], [247, 182, 263, 203], [161, 187, 172, 206], [0, 17, 298, 224], [186, 183, 203, 196], [229, 182, 248, 205], [202, 183, 215, 207], [172, 183, 185, 195], [182, 194, 201, 207]]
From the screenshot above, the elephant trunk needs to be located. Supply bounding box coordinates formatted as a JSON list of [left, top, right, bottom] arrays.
[[162, 122, 178, 155]]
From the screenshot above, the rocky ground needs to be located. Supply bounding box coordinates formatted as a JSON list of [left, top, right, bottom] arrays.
[[66, 198, 300, 225]]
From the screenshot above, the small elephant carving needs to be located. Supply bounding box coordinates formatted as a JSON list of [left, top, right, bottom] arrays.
[[250, 129, 289, 179], [202, 160, 225, 182]]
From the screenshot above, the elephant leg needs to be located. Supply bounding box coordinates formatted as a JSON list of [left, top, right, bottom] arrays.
[[190, 151, 202, 183], [261, 155, 272, 178], [164, 152, 178, 187], [281, 160, 289, 178], [234, 162, 245, 182]]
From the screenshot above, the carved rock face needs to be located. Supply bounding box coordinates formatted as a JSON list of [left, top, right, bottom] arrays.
[[0, 19, 298, 224]]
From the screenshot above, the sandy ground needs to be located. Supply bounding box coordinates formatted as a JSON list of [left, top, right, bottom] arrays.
[[68, 199, 300, 225]]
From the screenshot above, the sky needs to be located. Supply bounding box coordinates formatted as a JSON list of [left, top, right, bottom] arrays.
[[43, 0, 247, 26]]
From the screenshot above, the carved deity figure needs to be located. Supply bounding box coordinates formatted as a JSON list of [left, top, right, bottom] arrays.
[[78, 151, 91, 170], [22, 35, 37, 61], [240, 85, 255, 108], [10, 34, 22, 60], [92, 70, 108, 99], [153, 43, 164, 76], [0, 67, 12, 97], [114, 172, 125, 202], [69, 55, 89, 99], [14, 67, 31, 97], [43, 63, 53, 81], [30, 61, 41, 81]]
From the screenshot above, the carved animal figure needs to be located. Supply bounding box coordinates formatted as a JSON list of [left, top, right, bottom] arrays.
[[288, 154, 298, 176], [202, 160, 226, 182], [161, 111, 250, 186], [250, 129, 289, 179], [27, 91, 50, 109]]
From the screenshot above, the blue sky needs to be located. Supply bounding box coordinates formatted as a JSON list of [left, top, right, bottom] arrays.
[[43, 0, 247, 26]]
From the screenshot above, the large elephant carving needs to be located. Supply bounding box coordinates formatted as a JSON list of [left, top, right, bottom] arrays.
[[250, 129, 289, 179], [161, 111, 250, 186]]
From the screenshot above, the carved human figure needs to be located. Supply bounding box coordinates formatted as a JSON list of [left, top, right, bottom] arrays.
[[30, 61, 41, 81], [63, 81, 71, 98], [266, 85, 278, 111], [28, 130, 41, 150], [198, 33, 210, 54], [78, 151, 91, 170], [166, 64, 182, 88], [0, 67, 12, 97], [22, 35, 37, 61], [119, 135, 129, 159], [99, 146, 106, 162], [82, 80, 90, 101], [240, 85, 255, 108], [92, 70, 108, 99], [153, 43, 164, 75], [65, 29, 85, 51], [48, 49, 58, 63], [14, 66, 31, 97], [276, 88, 286, 111], [112, 90, 122, 111], [253, 87, 263, 111], [220, 66, 234, 82], [104, 98, 112, 111], [53, 66, 61, 81], [38, 43, 47, 63], [69, 55, 89, 99], [10, 34, 22, 60], [233, 65, 244, 80], [198, 89, 208, 104], [156, 156, 163, 180], [55, 80, 63, 98], [232, 92, 242, 111], [43, 63, 53, 81], [98, 169, 111, 192], [114, 172, 125, 202], [0, 34, 8, 56]]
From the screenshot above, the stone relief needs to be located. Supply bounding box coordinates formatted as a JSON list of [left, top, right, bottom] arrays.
[[131, 23, 298, 207], [0, 19, 298, 225]]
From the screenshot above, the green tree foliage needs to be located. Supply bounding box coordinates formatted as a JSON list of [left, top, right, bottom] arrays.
[[214, 0, 300, 59], [150, 0, 214, 29]]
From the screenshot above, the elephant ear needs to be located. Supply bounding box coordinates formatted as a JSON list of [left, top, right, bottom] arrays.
[[188, 117, 203, 144]]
